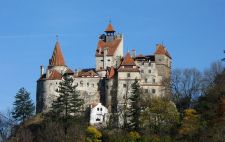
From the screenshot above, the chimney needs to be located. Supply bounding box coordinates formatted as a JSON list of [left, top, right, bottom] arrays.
[[40, 65, 45, 76], [132, 49, 136, 58]]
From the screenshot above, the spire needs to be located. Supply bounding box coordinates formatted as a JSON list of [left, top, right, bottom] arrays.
[[121, 52, 136, 66], [49, 41, 66, 66], [104, 22, 115, 32]]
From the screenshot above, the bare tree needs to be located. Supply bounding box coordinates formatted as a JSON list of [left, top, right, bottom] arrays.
[[171, 68, 203, 113]]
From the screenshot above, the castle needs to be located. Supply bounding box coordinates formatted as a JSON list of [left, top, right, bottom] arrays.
[[36, 23, 172, 123]]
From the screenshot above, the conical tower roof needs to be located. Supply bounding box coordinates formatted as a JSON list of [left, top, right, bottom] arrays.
[[49, 41, 66, 66], [104, 23, 115, 32]]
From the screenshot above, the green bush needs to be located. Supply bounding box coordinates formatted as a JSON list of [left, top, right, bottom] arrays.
[[86, 126, 102, 142]]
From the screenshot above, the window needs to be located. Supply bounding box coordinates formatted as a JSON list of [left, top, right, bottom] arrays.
[[100, 108, 102, 111], [153, 79, 155, 83], [108, 59, 110, 62], [152, 89, 156, 94], [142, 62, 144, 65], [106, 85, 108, 89], [145, 89, 148, 93], [92, 84, 94, 87], [97, 108, 99, 111], [96, 118, 100, 121], [127, 73, 130, 77], [148, 70, 151, 73], [123, 84, 127, 88], [87, 83, 89, 86], [141, 70, 144, 73], [101, 59, 103, 62], [145, 78, 147, 83]]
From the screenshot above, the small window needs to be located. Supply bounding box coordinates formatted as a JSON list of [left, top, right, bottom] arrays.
[[101, 60, 103, 62], [145, 78, 147, 83], [142, 62, 144, 65], [159, 59, 162, 62], [108, 59, 110, 62], [100, 67, 103, 69], [141, 70, 144, 73], [123, 84, 127, 88], [100, 108, 102, 111], [127, 73, 130, 77], [153, 79, 155, 83], [97, 108, 99, 111], [96, 118, 100, 121], [92, 84, 94, 87], [152, 89, 156, 94], [148, 70, 151, 73], [106, 85, 108, 89], [87, 83, 89, 86], [145, 89, 148, 93]]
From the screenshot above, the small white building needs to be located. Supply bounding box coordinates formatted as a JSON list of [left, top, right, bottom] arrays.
[[90, 103, 109, 125]]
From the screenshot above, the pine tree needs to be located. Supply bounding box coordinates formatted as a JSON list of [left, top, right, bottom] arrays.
[[12, 87, 35, 122], [51, 75, 83, 119], [128, 79, 142, 131], [51, 75, 83, 141], [109, 74, 119, 128]]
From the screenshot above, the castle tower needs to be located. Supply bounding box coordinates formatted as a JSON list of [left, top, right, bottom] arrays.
[[154, 44, 172, 79], [95, 23, 123, 76], [36, 40, 69, 113]]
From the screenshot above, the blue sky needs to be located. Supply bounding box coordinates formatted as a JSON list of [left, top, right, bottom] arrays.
[[0, 0, 225, 112]]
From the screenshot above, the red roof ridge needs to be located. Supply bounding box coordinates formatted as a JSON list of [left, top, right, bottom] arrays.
[[49, 41, 66, 66]]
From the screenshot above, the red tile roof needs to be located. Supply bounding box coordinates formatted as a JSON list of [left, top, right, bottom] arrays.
[[96, 39, 122, 56], [38, 70, 62, 81], [121, 52, 136, 66], [105, 23, 115, 32], [75, 70, 98, 77], [154, 44, 171, 59], [49, 41, 66, 66], [48, 70, 62, 80]]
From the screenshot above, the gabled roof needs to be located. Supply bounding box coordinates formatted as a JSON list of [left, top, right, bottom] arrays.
[[118, 52, 139, 72], [49, 41, 66, 66], [154, 44, 171, 59], [104, 23, 115, 32], [121, 52, 136, 66], [96, 39, 122, 56]]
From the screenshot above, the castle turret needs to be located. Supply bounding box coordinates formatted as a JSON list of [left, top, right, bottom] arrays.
[[95, 23, 123, 73], [36, 40, 68, 113], [154, 44, 172, 79]]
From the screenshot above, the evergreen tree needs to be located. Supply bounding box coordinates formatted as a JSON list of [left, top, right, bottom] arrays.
[[109, 74, 119, 128], [51, 75, 83, 119], [12, 87, 35, 122], [51, 75, 83, 141], [128, 79, 142, 131]]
